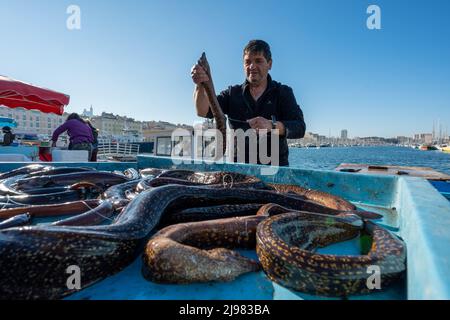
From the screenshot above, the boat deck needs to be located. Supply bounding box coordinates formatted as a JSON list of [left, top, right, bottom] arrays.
[[1, 156, 450, 299], [336, 163, 450, 201], [335, 163, 450, 181]]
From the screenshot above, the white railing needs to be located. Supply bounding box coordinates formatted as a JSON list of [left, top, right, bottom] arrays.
[[97, 142, 140, 161]]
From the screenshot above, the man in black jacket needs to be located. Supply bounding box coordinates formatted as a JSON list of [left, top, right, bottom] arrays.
[[191, 40, 306, 166]]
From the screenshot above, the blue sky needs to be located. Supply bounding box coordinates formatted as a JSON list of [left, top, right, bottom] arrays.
[[1, 0, 449, 138]]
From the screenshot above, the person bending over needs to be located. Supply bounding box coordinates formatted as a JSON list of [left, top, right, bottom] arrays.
[[52, 113, 94, 159]]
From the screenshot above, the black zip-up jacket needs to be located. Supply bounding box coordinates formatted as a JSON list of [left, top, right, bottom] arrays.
[[206, 74, 306, 166]]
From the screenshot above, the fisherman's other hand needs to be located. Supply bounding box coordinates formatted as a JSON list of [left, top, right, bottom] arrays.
[[191, 64, 210, 85], [247, 117, 272, 133], [51, 141, 57, 147]]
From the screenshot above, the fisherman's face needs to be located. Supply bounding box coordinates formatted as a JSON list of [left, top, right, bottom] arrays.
[[244, 52, 272, 85]]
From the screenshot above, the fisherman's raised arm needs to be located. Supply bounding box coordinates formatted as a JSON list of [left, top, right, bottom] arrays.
[[191, 64, 210, 117]]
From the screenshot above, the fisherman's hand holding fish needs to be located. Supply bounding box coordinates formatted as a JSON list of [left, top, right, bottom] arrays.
[[191, 64, 210, 85]]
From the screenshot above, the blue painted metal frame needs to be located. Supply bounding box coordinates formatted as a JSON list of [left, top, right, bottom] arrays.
[[1, 156, 450, 300], [396, 177, 450, 299]]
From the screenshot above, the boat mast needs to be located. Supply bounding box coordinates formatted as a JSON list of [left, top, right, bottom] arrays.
[[432, 120, 435, 143]]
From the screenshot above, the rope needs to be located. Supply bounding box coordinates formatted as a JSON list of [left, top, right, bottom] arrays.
[[227, 117, 249, 124], [81, 200, 114, 222], [1, 195, 28, 209]]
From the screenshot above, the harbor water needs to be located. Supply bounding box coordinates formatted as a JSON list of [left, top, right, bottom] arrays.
[[289, 146, 450, 174]]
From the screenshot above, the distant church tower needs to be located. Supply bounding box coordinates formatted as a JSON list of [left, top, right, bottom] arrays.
[[82, 105, 94, 117]]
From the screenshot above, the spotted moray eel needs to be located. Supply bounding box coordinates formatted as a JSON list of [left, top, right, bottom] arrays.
[[256, 211, 406, 297], [142, 203, 375, 285], [143, 215, 264, 283], [267, 184, 356, 211]]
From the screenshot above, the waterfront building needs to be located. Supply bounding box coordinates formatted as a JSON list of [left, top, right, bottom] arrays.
[[90, 112, 143, 142], [341, 129, 348, 140], [397, 136, 412, 144], [414, 133, 433, 144], [0, 105, 66, 138]]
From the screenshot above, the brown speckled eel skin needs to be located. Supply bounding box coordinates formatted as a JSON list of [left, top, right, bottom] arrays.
[[143, 215, 265, 283], [197, 53, 227, 158], [267, 184, 356, 211], [143, 203, 377, 285], [256, 212, 406, 297], [160, 203, 264, 226], [0, 184, 347, 299], [144, 173, 267, 190]]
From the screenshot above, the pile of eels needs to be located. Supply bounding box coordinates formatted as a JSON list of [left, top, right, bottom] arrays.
[[0, 164, 406, 299]]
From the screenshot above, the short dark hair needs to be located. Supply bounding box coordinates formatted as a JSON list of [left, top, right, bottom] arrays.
[[66, 113, 85, 123], [243, 40, 272, 62]]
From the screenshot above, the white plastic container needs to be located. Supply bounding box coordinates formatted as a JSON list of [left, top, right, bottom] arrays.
[[51, 149, 88, 162]]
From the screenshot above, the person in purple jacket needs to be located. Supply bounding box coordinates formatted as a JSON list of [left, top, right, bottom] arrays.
[[52, 113, 94, 158]]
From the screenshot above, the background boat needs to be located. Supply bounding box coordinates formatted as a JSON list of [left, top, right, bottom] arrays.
[[419, 144, 438, 151]]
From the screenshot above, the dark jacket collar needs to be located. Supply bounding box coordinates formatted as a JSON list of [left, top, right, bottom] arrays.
[[241, 74, 276, 94]]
